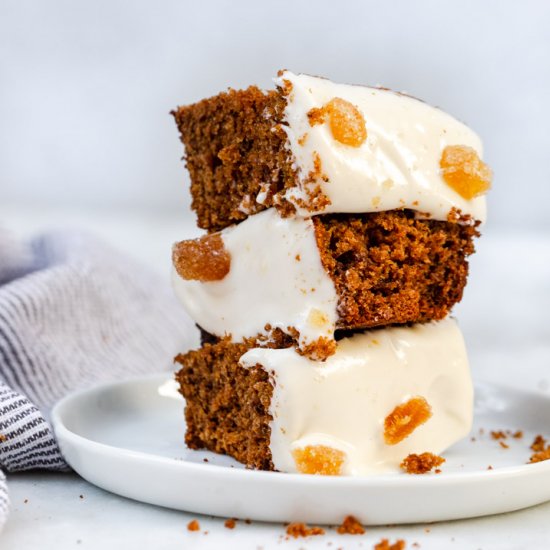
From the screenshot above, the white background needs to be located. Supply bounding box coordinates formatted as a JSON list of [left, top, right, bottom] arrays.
[[1, 0, 549, 231]]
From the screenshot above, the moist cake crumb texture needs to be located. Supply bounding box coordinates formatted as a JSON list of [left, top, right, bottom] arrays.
[[175, 338, 275, 471], [314, 210, 479, 329], [172, 87, 295, 232]]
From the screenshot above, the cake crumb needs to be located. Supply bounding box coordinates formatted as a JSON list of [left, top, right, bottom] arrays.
[[400, 453, 445, 474], [490, 429, 523, 440], [187, 520, 200, 532], [374, 539, 406, 550], [244, 519, 252, 524], [297, 133, 309, 146], [203, 458, 209, 462], [499, 441, 509, 449], [487, 465, 493, 470], [285, 522, 325, 538], [79, 494, 84, 499], [224, 518, 236, 529], [529, 448, 550, 464], [336, 515, 365, 535], [384, 397, 432, 445], [531, 435, 547, 452], [0, 434, 7, 442]]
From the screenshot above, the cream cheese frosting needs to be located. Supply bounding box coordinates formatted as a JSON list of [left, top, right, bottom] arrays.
[[273, 71, 487, 223], [172, 208, 338, 350], [239, 318, 473, 475]]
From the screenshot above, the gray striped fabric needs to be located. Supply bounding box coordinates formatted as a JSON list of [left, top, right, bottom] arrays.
[[0, 228, 196, 531]]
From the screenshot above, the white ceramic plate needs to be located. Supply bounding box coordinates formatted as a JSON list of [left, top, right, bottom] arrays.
[[51, 375, 550, 525]]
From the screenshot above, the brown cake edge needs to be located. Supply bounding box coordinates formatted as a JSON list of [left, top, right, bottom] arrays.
[[172, 85, 297, 232], [175, 337, 288, 471]]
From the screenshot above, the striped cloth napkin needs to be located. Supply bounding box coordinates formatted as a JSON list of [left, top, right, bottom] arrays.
[[0, 228, 195, 531]]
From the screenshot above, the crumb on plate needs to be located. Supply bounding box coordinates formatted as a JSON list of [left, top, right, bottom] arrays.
[[336, 515, 365, 535], [187, 520, 200, 532], [400, 453, 445, 474], [286, 522, 325, 538], [374, 538, 406, 550]]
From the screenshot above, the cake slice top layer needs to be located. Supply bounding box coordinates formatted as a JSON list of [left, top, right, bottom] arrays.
[[276, 71, 489, 223], [239, 317, 473, 475], [173, 71, 491, 231]]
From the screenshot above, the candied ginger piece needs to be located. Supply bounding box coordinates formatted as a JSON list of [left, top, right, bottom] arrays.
[[384, 396, 432, 445], [440, 145, 492, 200], [292, 445, 345, 475], [308, 97, 367, 147], [400, 452, 445, 474], [172, 233, 230, 282]]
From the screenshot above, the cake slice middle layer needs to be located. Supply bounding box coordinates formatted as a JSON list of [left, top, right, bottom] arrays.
[[172, 208, 478, 359]]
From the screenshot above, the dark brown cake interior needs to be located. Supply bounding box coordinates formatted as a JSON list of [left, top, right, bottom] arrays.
[[172, 87, 295, 232], [314, 210, 479, 329], [176, 338, 275, 470]]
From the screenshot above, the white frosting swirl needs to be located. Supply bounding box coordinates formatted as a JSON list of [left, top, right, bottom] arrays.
[[240, 318, 473, 475], [273, 71, 487, 223]]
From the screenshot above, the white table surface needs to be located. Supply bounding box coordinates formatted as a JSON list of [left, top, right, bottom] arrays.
[[1, 204, 550, 549]]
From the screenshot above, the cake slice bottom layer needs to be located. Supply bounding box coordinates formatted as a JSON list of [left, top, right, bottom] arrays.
[[175, 319, 473, 475]]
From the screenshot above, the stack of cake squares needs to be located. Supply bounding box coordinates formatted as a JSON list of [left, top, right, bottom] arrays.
[[170, 71, 491, 475]]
